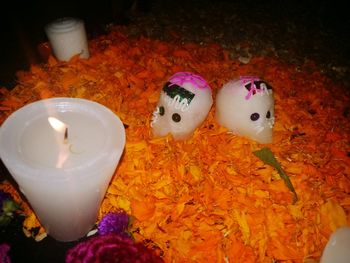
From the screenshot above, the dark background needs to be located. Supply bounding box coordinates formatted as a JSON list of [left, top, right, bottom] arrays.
[[0, 0, 349, 89]]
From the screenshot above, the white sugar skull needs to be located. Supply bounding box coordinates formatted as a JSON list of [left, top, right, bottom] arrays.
[[151, 72, 213, 140], [215, 76, 275, 143]]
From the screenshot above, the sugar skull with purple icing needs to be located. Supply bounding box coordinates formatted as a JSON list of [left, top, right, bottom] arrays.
[[151, 72, 213, 140], [215, 76, 275, 143]]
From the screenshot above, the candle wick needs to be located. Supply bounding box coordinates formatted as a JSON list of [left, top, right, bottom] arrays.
[[64, 127, 68, 144]]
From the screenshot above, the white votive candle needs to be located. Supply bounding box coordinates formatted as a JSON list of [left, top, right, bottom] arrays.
[[45, 17, 90, 61], [0, 98, 125, 242]]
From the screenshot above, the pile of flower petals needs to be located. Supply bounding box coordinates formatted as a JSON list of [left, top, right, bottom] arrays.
[[1, 29, 350, 262]]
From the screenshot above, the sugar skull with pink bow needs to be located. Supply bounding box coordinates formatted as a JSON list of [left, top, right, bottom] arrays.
[[151, 72, 213, 140], [215, 76, 275, 143]]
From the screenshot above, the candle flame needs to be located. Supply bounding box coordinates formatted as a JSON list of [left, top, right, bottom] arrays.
[[48, 117, 66, 132], [48, 117, 69, 168]]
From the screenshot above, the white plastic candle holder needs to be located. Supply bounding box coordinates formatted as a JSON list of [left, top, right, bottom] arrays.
[[45, 17, 90, 61], [0, 98, 125, 242]]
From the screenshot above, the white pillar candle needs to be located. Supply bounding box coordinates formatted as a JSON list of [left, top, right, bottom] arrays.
[[0, 98, 125, 242], [45, 17, 90, 61]]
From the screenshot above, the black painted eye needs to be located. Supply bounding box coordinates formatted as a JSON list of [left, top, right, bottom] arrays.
[[250, 112, 260, 121], [266, 110, 271, 119], [159, 106, 165, 116], [172, 113, 181, 122]]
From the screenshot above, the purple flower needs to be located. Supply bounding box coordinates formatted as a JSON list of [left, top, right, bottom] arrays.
[[0, 243, 11, 263], [65, 234, 164, 263], [97, 211, 130, 237]]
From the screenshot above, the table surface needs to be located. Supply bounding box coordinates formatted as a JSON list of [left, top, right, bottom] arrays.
[[1, 226, 78, 263]]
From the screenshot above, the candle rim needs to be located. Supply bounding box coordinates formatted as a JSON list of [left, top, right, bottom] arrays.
[[45, 17, 83, 34], [0, 97, 126, 181]]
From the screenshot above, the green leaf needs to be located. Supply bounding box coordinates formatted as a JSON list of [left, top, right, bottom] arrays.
[[253, 147, 298, 203], [2, 199, 20, 214]]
